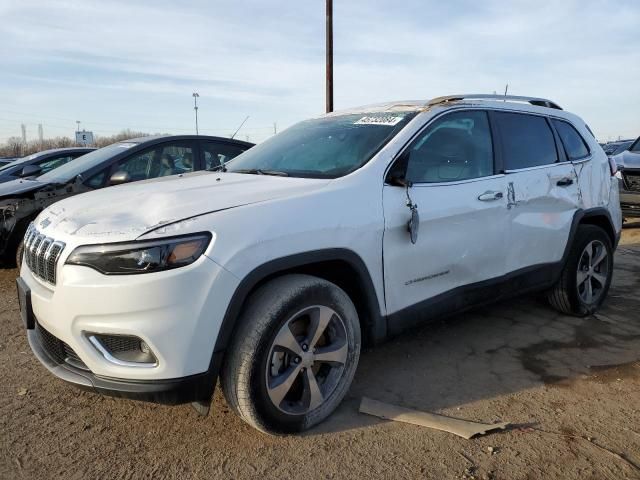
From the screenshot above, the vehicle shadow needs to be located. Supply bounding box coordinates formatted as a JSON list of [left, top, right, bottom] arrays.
[[309, 239, 640, 436]]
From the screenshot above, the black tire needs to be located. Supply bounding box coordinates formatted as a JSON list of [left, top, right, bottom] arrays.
[[221, 274, 361, 434], [547, 225, 614, 316], [15, 240, 24, 271]]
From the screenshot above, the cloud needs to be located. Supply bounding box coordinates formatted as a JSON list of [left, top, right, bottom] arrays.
[[0, 0, 638, 142]]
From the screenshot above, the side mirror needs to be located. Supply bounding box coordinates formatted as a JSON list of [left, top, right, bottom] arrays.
[[109, 171, 131, 186], [19, 164, 42, 178]]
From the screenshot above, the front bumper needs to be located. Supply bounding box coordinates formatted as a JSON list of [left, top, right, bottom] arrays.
[[27, 324, 221, 404], [21, 251, 240, 401], [619, 174, 640, 218]]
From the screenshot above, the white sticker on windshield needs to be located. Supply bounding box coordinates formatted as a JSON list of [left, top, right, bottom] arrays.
[[355, 115, 404, 126]]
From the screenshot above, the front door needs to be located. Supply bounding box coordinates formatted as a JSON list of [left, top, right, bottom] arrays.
[[383, 110, 508, 323]]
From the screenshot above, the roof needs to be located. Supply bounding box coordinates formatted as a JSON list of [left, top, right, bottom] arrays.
[[121, 135, 254, 147], [329, 94, 572, 118]]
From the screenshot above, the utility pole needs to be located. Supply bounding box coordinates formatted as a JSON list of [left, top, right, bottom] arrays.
[[21, 124, 26, 144], [76, 120, 80, 133], [192, 92, 200, 135], [273, 122, 277, 135], [326, 0, 333, 113], [38, 124, 43, 146]]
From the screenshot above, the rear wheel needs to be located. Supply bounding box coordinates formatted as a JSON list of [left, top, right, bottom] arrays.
[[221, 274, 361, 434], [547, 225, 613, 316]]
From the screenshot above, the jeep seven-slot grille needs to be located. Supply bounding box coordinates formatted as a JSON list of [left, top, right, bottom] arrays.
[[623, 171, 640, 193], [23, 223, 65, 285]]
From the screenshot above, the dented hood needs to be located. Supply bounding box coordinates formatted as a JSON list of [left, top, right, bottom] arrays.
[[0, 178, 48, 197], [37, 171, 330, 243]]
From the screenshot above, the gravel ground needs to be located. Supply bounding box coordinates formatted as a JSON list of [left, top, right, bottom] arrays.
[[1, 228, 639, 480]]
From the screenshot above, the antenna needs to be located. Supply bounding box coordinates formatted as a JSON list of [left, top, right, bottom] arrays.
[[231, 116, 249, 139]]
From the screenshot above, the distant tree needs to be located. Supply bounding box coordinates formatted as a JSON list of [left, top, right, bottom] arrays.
[[0, 130, 155, 157]]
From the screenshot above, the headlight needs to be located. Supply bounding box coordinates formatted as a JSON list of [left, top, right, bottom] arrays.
[[66, 233, 212, 274]]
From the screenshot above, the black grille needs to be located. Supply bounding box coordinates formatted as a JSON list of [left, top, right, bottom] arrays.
[[623, 171, 640, 193], [95, 335, 142, 353], [35, 322, 89, 371]]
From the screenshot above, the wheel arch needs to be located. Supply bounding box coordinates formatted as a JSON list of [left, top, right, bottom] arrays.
[[213, 249, 385, 359], [561, 208, 618, 269]]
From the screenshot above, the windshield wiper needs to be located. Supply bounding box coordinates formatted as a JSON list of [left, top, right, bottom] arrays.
[[208, 164, 228, 172], [231, 168, 289, 177]]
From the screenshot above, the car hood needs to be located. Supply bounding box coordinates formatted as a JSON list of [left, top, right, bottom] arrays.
[[0, 178, 48, 197], [613, 150, 640, 169], [36, 171, 331, 243]]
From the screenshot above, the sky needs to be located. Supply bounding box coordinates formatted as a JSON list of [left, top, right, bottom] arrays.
[[0, 0, 638, 144]]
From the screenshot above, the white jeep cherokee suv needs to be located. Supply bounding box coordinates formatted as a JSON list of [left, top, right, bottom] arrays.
[[18, 94, 622, 434]]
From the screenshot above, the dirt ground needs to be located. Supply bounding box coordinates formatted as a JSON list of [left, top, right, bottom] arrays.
[[1, 228, 639, 480]]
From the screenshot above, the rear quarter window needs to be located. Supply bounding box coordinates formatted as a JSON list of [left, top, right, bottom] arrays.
[[494, 112, 558, 170], [552, 119, 590, 160]]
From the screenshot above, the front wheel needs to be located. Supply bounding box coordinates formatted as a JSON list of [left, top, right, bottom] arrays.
[[547, 225, 614, 316], [221, 274, 361, 434], [15, 240, 24, 271]]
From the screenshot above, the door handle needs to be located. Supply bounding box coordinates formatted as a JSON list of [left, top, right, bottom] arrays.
[[556, 177, 574, 187], [477, 191, 504, 201]]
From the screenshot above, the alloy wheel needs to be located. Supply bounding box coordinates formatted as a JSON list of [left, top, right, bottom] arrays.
[[576, 240, 609, 304], [265, 305, 348, 415]]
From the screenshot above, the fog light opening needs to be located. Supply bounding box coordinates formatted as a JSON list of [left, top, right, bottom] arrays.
[[87, 334, 158, 368]]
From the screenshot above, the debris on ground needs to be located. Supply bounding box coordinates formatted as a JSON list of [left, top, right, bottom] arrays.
[[359, 397, 509, 439]]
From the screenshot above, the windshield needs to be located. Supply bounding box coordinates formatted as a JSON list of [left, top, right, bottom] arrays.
[[226, 112, 417, 178], [631, 137, 640, 153], [39, 143, 135, 183]]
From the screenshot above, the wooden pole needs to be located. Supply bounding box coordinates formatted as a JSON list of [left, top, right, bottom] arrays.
[[326, 0, 333, 113]]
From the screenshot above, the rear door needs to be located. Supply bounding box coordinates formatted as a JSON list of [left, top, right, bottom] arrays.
[[494, 111, 581, 273], [383, 109, 508, 319]]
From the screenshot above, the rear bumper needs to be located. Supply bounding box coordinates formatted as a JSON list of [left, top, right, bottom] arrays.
[[28, 326, 221, 404]]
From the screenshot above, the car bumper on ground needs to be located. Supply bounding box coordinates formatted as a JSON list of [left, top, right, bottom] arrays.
[[19, 254, 239, 403]]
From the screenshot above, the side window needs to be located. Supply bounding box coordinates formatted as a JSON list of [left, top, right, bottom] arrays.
[[203, 142, 246, 170], [85, 169, 108, 189], [552, 120, 590, 160], [402, 111, 494, 184], [37, 155, 74, 174], [494, 112, 558, 169], [114, 143, 194, 182]]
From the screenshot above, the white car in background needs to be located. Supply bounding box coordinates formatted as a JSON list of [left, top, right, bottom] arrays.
[[18, 94, 622, 434]]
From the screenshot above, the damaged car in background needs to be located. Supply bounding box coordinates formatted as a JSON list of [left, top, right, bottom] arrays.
[[0, 135, 253, 266], [611, 134, 640, 219]]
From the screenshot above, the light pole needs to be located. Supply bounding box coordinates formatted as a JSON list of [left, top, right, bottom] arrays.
[[76, 120, 80, 133], [192, 93, 200, 135]]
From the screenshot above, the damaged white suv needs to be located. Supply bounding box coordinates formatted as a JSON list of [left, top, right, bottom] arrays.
[[18, 94, 622, 434]]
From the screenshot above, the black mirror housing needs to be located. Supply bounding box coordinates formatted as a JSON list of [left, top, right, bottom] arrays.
[[20, 164, 42, 178]]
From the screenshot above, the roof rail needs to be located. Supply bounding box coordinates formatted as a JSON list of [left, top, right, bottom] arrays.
[[427, 94, 563, 110]]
